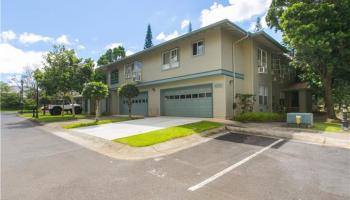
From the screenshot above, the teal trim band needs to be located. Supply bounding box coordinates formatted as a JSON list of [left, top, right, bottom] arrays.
[[137, 69, 244, 87]]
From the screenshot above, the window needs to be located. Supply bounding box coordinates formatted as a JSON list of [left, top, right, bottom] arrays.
[[162, 48, 179, 70], [125, 61, 143, 81], [110, 69, 119, 84], [125, 63, 133, 79], [199, 93, 205, 98], [193, 40, 204, 56], [258, 48, 267, 73], [259, 86, 268, 105]]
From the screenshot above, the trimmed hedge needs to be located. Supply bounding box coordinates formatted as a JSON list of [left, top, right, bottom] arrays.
[[234, 112, 286, 122]]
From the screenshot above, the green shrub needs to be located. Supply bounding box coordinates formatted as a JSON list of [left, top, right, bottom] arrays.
[[234, 112, 286, 122]]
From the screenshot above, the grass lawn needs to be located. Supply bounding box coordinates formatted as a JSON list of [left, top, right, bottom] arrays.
[[312, 122, 343, 132], [19, 113, 89, 123], [63, 117, 132, 129], [114, 121, 223, 147]]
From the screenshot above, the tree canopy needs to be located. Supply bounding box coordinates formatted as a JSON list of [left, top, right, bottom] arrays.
[[118, 83, 139, 118], [97, 46, 126, 66], [82, 81, 109, 121], [266, 0, 350, 118]]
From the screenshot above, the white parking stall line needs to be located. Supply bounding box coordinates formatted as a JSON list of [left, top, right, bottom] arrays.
[[188, 138, 284, 191]]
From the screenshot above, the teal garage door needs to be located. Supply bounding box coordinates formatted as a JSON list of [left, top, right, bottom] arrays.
[[120, 92, 148, 116], [161, 85, 213, 118]]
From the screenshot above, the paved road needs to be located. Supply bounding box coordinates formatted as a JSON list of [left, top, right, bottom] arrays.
[[1, 113, 349, 200]]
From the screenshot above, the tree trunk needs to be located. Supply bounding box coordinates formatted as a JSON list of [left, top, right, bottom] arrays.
[[128, 97, 132, 119], [95, 99, 100, 122], [323, 75, 337, 119], [69, 94, 76, 117], [43, 103, 46, 115]]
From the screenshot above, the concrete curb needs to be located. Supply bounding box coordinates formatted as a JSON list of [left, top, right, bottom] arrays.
[[226, 126, 350, 149], [39, 125, 227, 160]]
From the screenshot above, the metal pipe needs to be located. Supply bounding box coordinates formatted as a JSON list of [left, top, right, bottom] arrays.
[[232, 33, 249, 116]]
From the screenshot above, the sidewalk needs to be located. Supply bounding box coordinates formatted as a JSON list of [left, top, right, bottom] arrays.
[[226, 122, 350, 149]]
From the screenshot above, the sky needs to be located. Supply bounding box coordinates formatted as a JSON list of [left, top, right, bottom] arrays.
[[0, 0, 282, 83]]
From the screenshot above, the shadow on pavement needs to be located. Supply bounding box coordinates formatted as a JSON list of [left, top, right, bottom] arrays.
[[214, 132, 287, 149]]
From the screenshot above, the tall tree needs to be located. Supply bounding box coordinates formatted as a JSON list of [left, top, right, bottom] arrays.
[[39, 45, 93, 117], [188, 22, 192, 33], [254, 17, 263, 32], [266, 0, 350, 119], [144, 24, 153, 49], [97, 46, 126, 66]]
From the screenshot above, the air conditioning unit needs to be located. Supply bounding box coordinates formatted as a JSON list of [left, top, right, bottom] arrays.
[[258, 66, 266, 73], [132, 72, 142, 82]]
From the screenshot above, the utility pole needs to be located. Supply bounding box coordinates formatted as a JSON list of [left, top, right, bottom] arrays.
[[35, 82, 39, 118], [20, 79, 24, 114]]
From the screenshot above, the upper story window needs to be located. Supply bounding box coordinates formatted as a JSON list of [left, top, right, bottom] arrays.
[[257, 48, 268, 73], [259, 86, 268, 105], [125, 61, 143, 82], [110, 69, 119, 84], [192, 40, 204, 56], [162, 48, 179, 70], [125, 63, 133, 79]]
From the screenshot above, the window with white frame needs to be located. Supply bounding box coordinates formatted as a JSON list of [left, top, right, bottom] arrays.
[[259, 86, 268, 105], [125, 63, 133, 79], [193, 40, 204, 56], [162, 48, 179, 70], [125, 61, 143, 81], [257, 48, 267, 73]]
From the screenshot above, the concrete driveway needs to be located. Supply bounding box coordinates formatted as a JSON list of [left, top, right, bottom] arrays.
[[72, 116, 202, 140]]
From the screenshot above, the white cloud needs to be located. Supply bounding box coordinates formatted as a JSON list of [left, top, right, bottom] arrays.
[[156, 31, 179, 42], [56, 35, 71, 45], [105, 42, 123, 49], [0, 30, 17, 42], [200, 0, 271, 27], [77, 44, 85, 50], [126, 50, 134, 56], [181, 19, 190, 30], [19, 32, 53, 44], [0, 43, 46, 73]]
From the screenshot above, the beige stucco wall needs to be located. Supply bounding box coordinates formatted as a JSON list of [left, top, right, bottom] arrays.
[[106, 28, 222, 90]]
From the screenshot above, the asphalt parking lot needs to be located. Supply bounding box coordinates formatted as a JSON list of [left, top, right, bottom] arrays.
[[2, 113, 350, 200]]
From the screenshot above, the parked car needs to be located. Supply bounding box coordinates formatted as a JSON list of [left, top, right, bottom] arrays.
[[48, 100, 82, 115]]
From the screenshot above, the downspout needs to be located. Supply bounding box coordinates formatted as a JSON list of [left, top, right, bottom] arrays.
[[232, 33, 249, 116]]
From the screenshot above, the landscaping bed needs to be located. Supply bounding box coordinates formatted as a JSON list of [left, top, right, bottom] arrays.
[[63, 117, 132, 129], [234, 112, 286, 122], [19, 113, 90, 123], [114, 121, 223, 147]]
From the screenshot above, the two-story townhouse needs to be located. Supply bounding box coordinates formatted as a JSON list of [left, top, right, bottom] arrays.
[[85, 19, 311, 119]]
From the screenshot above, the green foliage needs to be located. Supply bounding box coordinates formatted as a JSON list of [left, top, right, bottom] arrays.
[[234, 94, 256, 113], [118, 83, 139, 99], [0, 82, 21, 109], [63, 117, 131, 129], [82, 81, 109, 121], [97, 46, 126, 66], [115, 121, 223, 147], [313, 122, 342, 132], [93, 70, 106, 83], [234, 112, 286, 122], [144, 24, 153, 49], [82, 82, 109, 100], [19, 113, 87, 123], [118, 83, 140, 118], [266, 0, 350, 119]]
